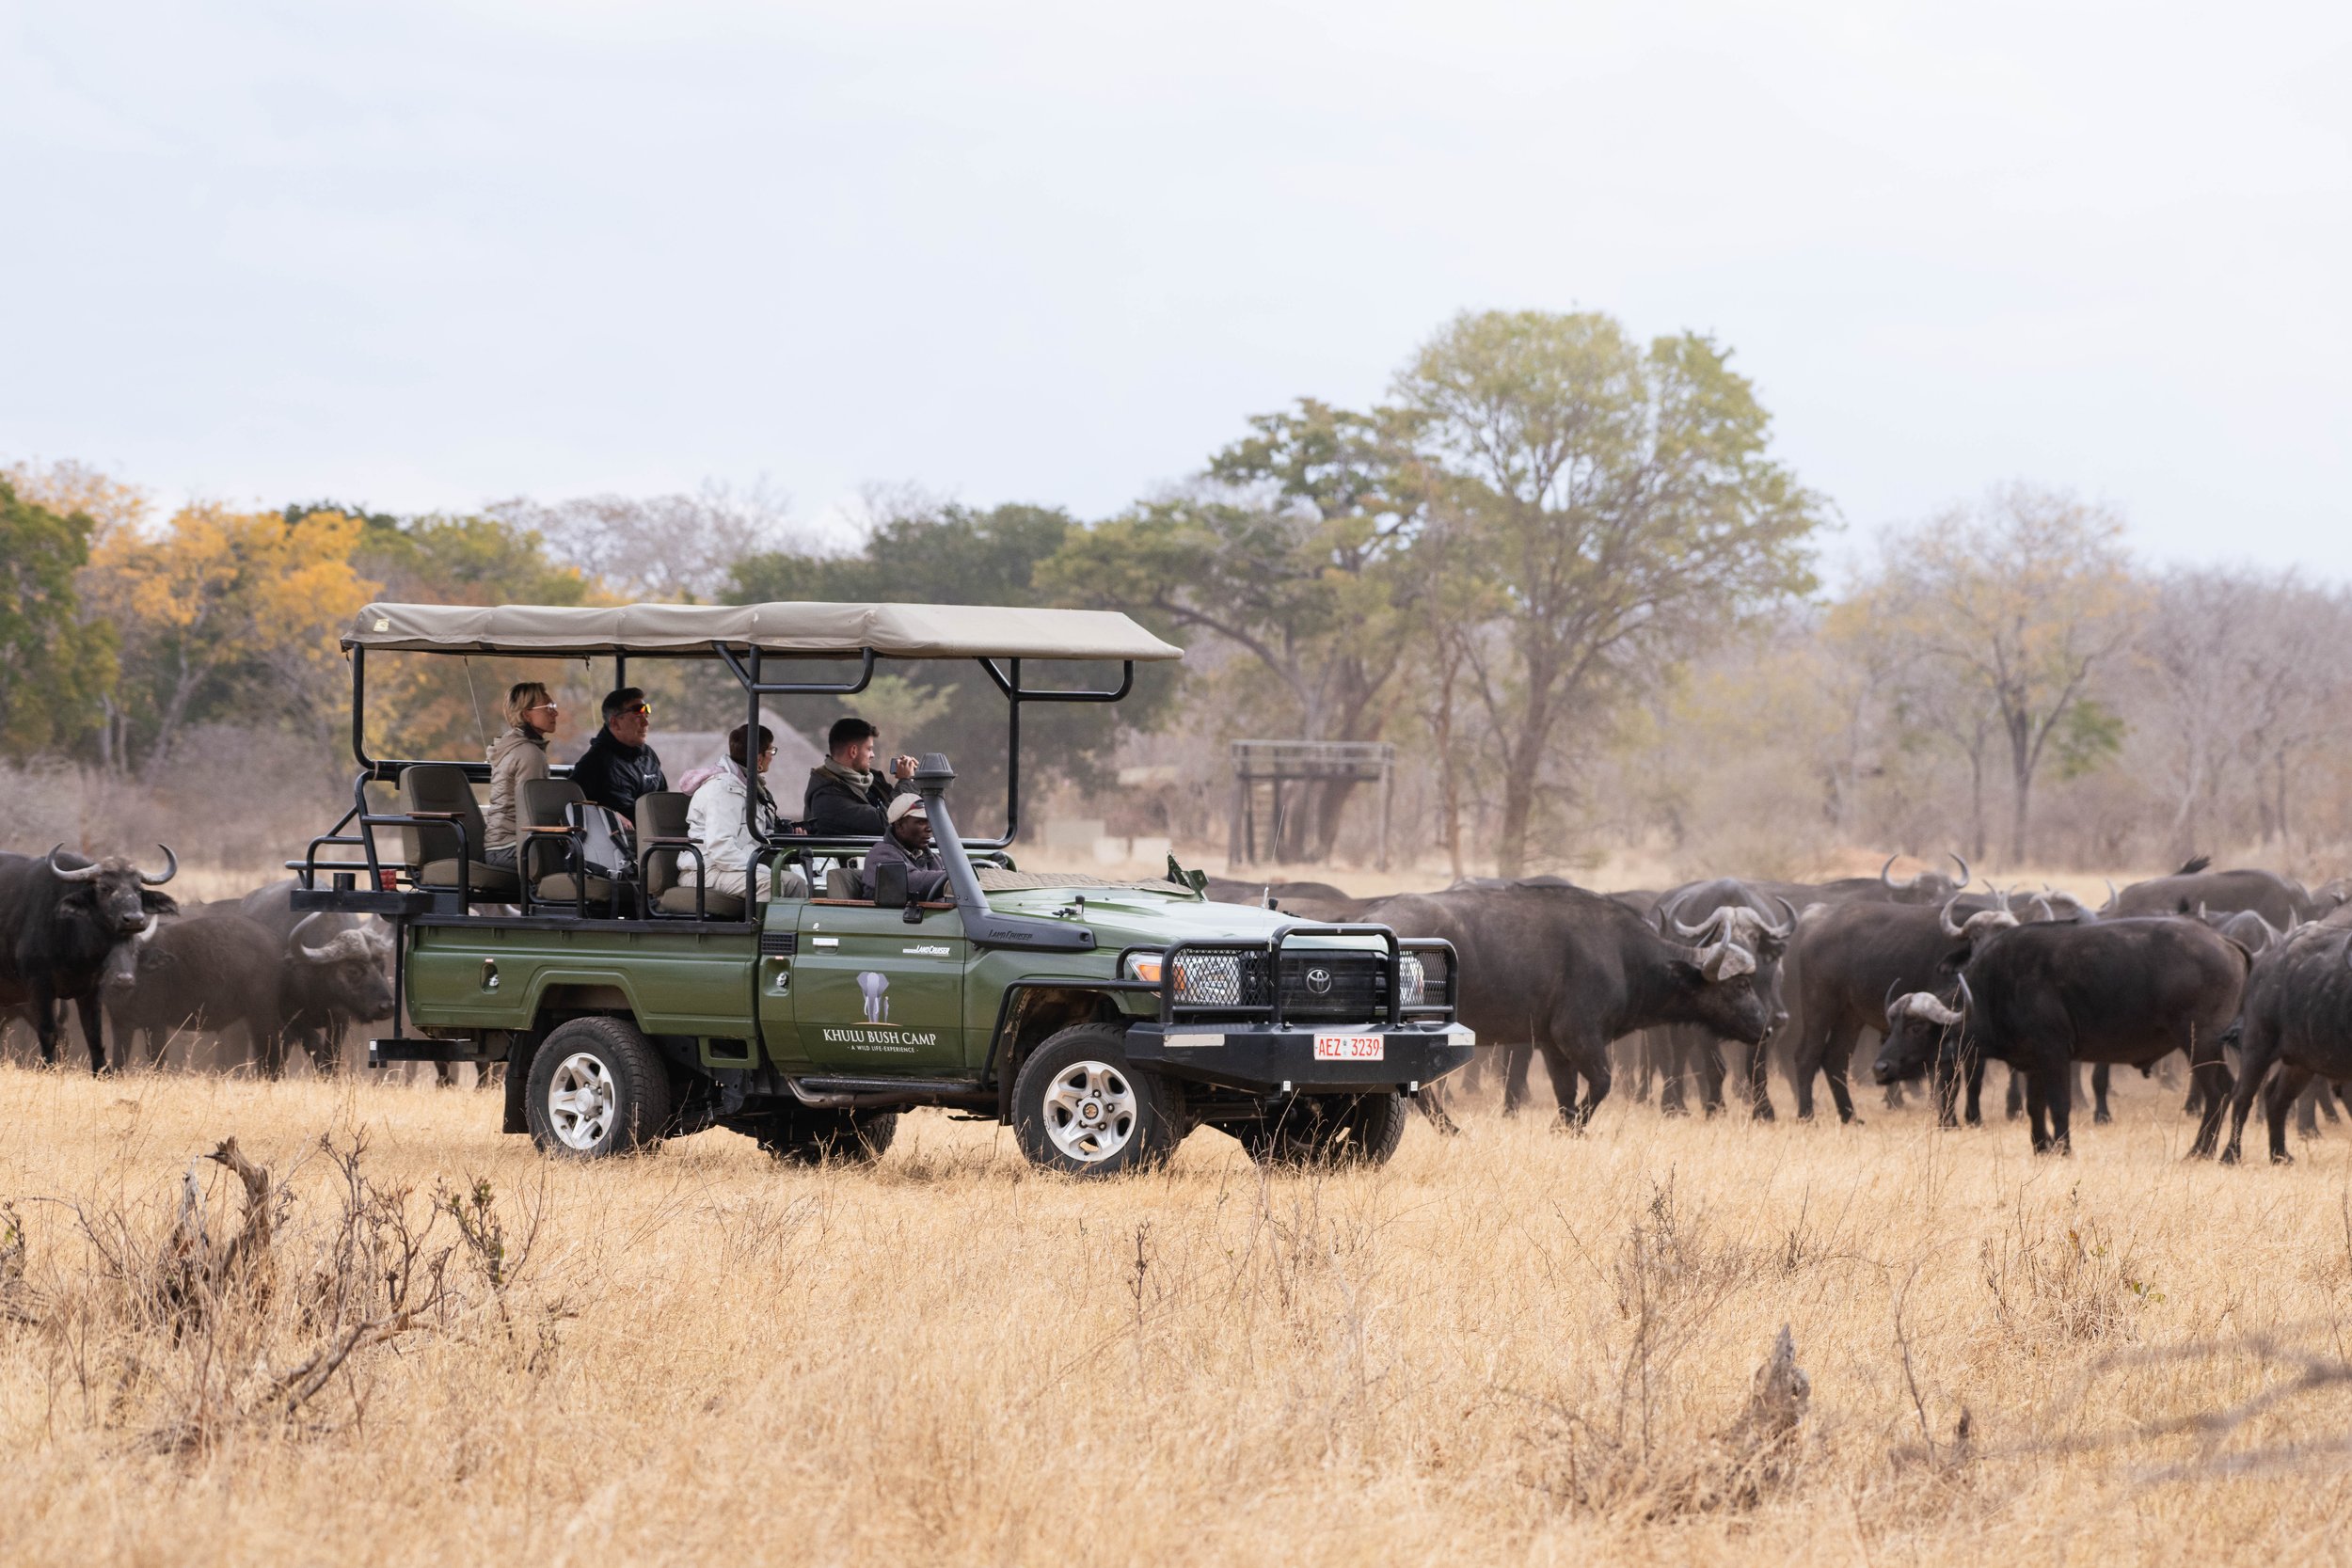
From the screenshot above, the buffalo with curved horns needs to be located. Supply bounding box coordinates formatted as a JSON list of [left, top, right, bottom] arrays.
[[0, 845, 178, 1072]]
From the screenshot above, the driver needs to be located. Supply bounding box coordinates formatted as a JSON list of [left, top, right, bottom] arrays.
[[861, 795, 949, 902]]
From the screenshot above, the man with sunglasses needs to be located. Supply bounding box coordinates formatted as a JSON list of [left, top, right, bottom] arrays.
[[572, 687, 669, 822]]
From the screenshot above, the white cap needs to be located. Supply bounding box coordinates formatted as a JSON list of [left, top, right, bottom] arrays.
[[886, 794, 929, 825]]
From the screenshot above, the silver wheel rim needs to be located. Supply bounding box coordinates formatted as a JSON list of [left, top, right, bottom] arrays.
[[548, 1052, 618, 1149], [1042, 1059, 1137, 1163]]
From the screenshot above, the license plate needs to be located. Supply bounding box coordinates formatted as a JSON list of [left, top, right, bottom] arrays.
[[1313, 1032, 1385, 1062]]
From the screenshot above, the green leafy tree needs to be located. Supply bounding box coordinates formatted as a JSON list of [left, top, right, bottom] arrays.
[[1041, 400, 1424, 858], [731, 502, 1157, 830], [0, 480, 117, 754], [346, 512, 596, 761], [1395, 310, 1824, 875]]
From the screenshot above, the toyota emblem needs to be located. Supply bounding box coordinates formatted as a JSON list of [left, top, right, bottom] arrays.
[[1305, 967, 1333, 995]]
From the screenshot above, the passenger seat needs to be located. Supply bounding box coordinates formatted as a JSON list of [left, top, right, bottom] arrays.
[[519, 779, 619, 913], [396, 765, 519, 899], [636, 791, 744, 920]]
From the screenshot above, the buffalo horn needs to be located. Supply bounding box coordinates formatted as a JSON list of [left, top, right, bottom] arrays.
[[1881, 854, 1912, 890], [1673, 905, 1734, 942], [1956, 973, 1975, 1014], [46, 845, 102, 882], [1938, 895, 1969, 940], [1948, 852, 1971, 887], [1900, 991, 1964, 1027], [1656, 887, 1692, 937], [139, 845, 178, 886], [1760, 895, 1798, 939], [2028, 894, 2055, 923], [2103, 879, 2119, 909], [291, 911, 336, 959]]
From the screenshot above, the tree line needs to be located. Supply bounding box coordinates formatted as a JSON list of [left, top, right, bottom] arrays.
[[5, 309, 2345, 875]]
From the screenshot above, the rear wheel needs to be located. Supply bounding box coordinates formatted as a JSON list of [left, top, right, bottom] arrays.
[[1010, 1024, 1182, 1176], [748, 1106, 898, 1165], [1240, 1092, 1408, 1167], [525, 1017, 673, 1158]]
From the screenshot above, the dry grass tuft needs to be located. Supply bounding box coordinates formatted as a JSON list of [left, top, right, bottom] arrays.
[[7, 1066, 2352, 1564]]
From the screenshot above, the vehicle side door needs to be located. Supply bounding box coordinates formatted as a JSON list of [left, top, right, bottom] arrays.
[[791, 900, 966, 1077]]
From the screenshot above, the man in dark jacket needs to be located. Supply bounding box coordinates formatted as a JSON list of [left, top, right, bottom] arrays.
[[862, 795, 949, 901], [572, 688, 668, 820], [803, 717, 916, 835]]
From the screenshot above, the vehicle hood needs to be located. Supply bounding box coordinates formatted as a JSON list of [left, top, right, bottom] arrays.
[[981, 887, 1383, 953]]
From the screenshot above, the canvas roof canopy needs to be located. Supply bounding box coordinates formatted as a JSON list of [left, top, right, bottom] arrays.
[[343, 601, 1183, 662]]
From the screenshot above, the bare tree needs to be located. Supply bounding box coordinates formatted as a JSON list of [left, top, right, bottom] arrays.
[[1874, 485, 2142, 865], [488, 479, 797, 602]]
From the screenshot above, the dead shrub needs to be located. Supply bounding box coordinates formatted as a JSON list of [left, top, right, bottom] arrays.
[[6, 1132, 552, 1455]]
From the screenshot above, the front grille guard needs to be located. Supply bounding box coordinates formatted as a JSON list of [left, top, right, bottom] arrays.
[[1147, 926, 1458, 1029]]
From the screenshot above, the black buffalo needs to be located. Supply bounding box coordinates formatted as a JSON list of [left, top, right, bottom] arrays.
[[2105, 857, 2327, 928], [239, 879, 396, 1074], [1360, 880, 1772, 1127], [2217, 926, 2352, 1164], [0, 846, 179, 1072], [1644, 880, 1796, 1117], [1874, 916, 2249, 1155], [103, 913, 289, 1072], [1785, 890, 2027, 1125]]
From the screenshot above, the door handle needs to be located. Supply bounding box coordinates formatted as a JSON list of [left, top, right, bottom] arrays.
[[811, 936, 839, 948]]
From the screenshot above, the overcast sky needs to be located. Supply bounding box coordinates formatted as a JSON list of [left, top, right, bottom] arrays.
[[5, 2, 2346, 576]]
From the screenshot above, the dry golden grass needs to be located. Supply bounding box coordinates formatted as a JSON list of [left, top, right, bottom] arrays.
[[8, 1064, 2352, 1567]]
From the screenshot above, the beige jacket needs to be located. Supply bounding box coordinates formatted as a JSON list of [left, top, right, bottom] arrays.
[[484, 725, 550, 850]]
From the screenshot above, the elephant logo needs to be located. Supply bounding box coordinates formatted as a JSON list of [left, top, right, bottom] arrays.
[[856, 971, 890, 1023]]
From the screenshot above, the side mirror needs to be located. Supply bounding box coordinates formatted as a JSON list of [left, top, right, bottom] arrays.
[[871, 861, 909, 910]]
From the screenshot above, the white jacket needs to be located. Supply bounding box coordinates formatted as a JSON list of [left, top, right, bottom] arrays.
[[684, 763, 778, 883]]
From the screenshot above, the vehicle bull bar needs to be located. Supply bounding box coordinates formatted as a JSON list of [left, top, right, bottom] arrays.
[[1141, 926, 1458, 1028]]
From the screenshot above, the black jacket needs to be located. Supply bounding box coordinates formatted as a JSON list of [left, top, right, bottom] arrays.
[[803, 766, 904, 836], [862, 831, 949, 902], [572, 728, 668, 821]]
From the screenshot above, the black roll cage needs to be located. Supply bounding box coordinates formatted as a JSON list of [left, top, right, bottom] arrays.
[[293, 639, 1136, 911]]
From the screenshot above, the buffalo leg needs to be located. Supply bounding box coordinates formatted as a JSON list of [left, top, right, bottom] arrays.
[[1630, 1030, 1657, 1104], [2188, 1055, 2236, 1160], [76, 995, 107, 1075], [1696, 1037, 1728, 1117], [2265, 1067, 2315, 1164], [2091, 1063, 2111, 1125], [1797, 1022, 1861, 1122], [1657, 1033, 1689, 1117], [2024, 1071, 2051, 1153], [1502, 1043, 1536, 1115], [2006, 1067, 2025, 1121], [1743, 1032, 1776, 1119], [1542, 1031, 1610, 1129]]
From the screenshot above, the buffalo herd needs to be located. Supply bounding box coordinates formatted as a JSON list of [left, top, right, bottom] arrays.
[[0, 851, 394, 1079], [8, 843, 2352, 1167], [1250, 853, 2352, 1163]]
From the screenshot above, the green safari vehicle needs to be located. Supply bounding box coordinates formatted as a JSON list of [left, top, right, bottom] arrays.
[[289, 600, 1474, 1174]]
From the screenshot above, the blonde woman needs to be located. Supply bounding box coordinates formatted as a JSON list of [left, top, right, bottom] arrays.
[[484, 680, 558, 868]]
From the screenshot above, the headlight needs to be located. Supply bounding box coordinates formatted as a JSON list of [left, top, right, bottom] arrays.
[[1398, 953, 1426, 1007], [1126, 951, 1249, 1005]]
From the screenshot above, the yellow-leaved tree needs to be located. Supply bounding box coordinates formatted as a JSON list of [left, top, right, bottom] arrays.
[[86, 506, 379, 781]]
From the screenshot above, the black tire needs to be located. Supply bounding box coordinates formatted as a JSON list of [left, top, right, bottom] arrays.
[[524, 1016, 674, 1158], [747, 1106, 899, 1165], [1240, 1092, 1408, 1167], [1010, 1023, 1183, 1176]]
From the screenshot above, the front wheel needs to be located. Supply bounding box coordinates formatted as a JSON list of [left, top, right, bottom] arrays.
[[525, 1017, 674, 1159], [1010, 1024, 1183, 1176], [1240, 1092, 1408, 1167]]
